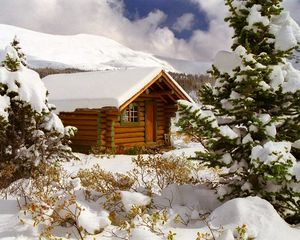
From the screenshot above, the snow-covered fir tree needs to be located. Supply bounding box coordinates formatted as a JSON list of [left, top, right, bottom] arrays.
[[0, 38, 75, 189], [177, 0, 300, 223], [10, 36, 27, 66]]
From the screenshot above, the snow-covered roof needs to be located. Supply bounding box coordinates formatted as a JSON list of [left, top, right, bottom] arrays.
[[43, 67, 193, 112]]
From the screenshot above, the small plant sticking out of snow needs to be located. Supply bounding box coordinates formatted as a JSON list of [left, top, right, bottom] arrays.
[[129, 155, 195, 194], [176, 0, 300, 223], [0, 38, 76, 189], [16, 164, 111, 240]]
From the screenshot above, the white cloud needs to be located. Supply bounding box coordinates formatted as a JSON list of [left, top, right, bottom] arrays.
[[187, 0, 233, 59], [172, 13, 195, 32], [0, 0, 299, 62]]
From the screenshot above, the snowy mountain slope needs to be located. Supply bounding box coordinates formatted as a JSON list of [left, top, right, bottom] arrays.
[[0, 24, 175, 72]]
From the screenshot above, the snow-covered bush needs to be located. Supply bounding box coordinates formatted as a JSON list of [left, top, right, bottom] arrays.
[[0, 38, 75, 189], [18, 164, 111, 239], [129, 155, 195, 194], [77, 155, 195, 224], [176, 0, 300, 223], [14, 155, 259, 240], [78, 165, 135, 221]]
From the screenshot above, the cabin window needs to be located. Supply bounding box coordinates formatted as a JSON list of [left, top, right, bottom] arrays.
[[121, 103, 139, 124]]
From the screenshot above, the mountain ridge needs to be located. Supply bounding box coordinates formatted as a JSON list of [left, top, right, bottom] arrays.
[[0, 24, 177, 72]]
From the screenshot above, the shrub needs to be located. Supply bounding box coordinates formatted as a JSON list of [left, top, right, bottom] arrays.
[[129, 155, 194, 194]]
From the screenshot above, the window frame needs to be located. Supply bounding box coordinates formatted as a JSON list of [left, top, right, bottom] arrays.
[[120, 103, 140, 126]]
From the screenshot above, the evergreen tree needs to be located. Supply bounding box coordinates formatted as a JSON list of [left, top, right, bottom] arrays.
[[0, 38, 75, 189], [177, 0, 300, 223], [11, 36, 27, 66]]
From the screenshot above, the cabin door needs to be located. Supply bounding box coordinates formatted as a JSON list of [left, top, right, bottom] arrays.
[[145, 102, 156, 142]]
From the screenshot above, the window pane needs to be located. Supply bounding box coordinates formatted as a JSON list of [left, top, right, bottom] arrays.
[[122, 105, 139, 123], [122, 109, 129, 122], [131, 106, 138, 122]]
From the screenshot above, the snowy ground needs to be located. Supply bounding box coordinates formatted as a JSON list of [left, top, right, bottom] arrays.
[[0, 141, 299, 240]]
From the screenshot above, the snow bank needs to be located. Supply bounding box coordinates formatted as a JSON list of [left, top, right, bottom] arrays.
[[62, 153, 135, 176], [0, 199, 39, 239], [154, 183, 221, 220], [210, 197, 300, 240], [77, 205, 111, 234], [130, 228, 162, 240], [162, 146, 205, 158], [120, 191, 151, 212]]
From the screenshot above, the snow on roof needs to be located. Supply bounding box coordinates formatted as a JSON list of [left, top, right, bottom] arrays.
[[43, 67, 193, 112]]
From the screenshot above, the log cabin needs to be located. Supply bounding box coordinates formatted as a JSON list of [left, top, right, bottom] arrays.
[[43, 67, 194, 153]]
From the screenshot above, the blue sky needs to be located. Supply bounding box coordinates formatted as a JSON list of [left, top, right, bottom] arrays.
[[0, 0, 299, 61], [123, 0, 209, 39]]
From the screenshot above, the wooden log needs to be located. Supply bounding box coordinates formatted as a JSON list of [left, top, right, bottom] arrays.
[[106, 121, 117, 128], [71, 140, 96, 146], [72, 135, 97, 141], [60, 115, 98, 120], [164, 107, 178, 111], [75, 130, 98, 137], [61, 119, 97, 125], [135, 102, 145, 106], [121, 142, 146, 148], [71, 125, 98, 130], [71, 145, 90, 153], [61, 116, 98, 121], [106, 116, 119, 121], [140, 93, 170, 98], [115, 137, 145, 144], [157, 129, 165, 135], [114, 122, 145, 127], [157, 120, 166, 126], [66, 110, 99, 115], [157, 113, 166, 118], [157, 140, 165, 145], [115, 132, 144, 139], [101, 108, 119, 114], [114, 127, 145, 133]]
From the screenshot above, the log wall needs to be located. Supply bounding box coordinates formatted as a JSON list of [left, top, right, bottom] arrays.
[[59, 97, 178, 153], [110, 95, 178, 149], [59, 110, 100, 153]]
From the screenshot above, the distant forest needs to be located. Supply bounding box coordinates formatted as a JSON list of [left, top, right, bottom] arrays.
[[169, 72, 213, 101], [34, 67, 85, 78], [35, 68, 213, 101]]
